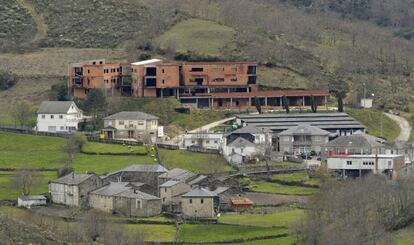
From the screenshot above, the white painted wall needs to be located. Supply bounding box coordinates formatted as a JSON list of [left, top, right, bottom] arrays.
[[327, 155, 404, 172], [37, 103, 83, 132], [183, 133, 224, 150]]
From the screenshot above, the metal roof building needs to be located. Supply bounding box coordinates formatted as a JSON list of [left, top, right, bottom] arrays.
[[235, 112, 365, 136]]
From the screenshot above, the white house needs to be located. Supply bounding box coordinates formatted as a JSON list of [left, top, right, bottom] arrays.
[[327, 154, 405, 179], [222, 137, 261, 165], [183, 132, 224, 150], [17, 195, 47, 208], [37, 101, 84, 133]]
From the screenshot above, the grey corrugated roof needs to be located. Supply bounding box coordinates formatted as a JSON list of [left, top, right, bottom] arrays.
[[51, 173, 94, 185], [227, 137, 256, 148], [104, 111, 158, 120], [278, 124, 330, 136], [159, 180, 181, 187], [211, 187, 229, 195], [231, 124, 272, 134], [159, 168, 197, 182], [91, 182, 130, 196], [120, 164, 167, 173], [182, 187, 216, 197], [38, 101, 76, 114], [187, 175, 208, 186], [326, 134, 385, 148]]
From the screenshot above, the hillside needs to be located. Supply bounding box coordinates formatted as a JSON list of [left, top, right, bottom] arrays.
[[0, 0, 413, 131]]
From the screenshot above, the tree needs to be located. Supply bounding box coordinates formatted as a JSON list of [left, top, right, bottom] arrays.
[[10, 169, 42, 196], [254, 96, 262, 114], [329, 79, 349, 112], [0, 70, 17, 90], [282, 96, 290, 113], [50, 83, 69, 101], [62, 132, 87, 165], [83, 89, 107, 118], [13, 101, 34, 127], [310, 95, 318, 113]]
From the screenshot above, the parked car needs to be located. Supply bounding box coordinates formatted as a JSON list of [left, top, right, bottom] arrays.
[[300, 153, 312, 160]]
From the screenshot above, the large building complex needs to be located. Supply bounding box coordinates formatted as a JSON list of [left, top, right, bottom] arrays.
[[68, 59, 329, 109]]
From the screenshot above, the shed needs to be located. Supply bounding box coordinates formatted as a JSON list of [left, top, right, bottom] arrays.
[[230, 196, 254, 211], [17, 195, 47, 208]]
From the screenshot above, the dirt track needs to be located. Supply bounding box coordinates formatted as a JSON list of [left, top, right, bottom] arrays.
[[384, 112, 411, 141]]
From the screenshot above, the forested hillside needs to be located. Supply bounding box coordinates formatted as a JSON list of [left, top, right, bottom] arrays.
[[1, 0, 414, 118]]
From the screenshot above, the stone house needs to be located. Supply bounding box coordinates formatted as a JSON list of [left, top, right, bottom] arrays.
[[89, 182, 161, 217], [159, 180, 191, 205], [181, 187, 217, 218], [158, 168, 207, 187], [102, 111, 159, 141], [278, 124, 330, 155], [49, 173, 103, 207]]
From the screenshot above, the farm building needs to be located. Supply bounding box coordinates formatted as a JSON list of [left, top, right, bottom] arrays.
[[17, 195, 47, 208], [181, 187, 218, 218], [49, 173, 103, 207]]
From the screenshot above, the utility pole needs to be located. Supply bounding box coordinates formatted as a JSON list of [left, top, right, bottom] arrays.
[[363, 82, 366, 109]]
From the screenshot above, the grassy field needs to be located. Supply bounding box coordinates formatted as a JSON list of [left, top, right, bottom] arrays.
[[246, 178, 318, 196], [178, 224, 287, 243], [219, 208, 304, 228], [157, 18, 236, 57], [258, 67, 310, 89], [82, 142, 147, 154], [0, 171, 56, 200], [346, 107, 400, 140], [271, 172, 321, 186], [126, 224, 176, 242]]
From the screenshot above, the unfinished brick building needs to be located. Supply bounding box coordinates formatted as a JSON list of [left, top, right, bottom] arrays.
[[67, 59, 131, 98], [68, 59, 329, 109]]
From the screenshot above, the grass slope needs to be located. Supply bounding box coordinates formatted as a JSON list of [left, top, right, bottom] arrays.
[[178, 224, 287, 243], [346, 108, 400, 140], [157, 18, 236, 57], [127, 224, 176, 242]]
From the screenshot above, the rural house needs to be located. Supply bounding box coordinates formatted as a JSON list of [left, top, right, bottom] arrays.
[[89, 182, 161, 217], [278, 124, 330, 155], [222, 137, 261, 165], [36, 101, 84, 133], [324, 133, 386, 156], [181, 187, 218, 218], [49, 173, 103, 207], [183, 132, 224, 150], [102, 111, 160, 141], [159, 180, 191, 211], [158, 168, 207, 187]]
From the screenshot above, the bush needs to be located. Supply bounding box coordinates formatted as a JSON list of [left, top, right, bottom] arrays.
[[0, 70, 17, 90]]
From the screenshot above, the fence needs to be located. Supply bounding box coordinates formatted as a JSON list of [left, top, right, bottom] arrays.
[[186, 146, 220, 154], [0, 125, 144, 146]]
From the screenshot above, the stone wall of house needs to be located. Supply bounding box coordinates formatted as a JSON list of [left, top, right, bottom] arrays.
[[160, 183, 191, 204], [182, 197, 215, 218], [89, 194, 114, 212], [113, 197, 161, 217], [49, 183, 79, 206]]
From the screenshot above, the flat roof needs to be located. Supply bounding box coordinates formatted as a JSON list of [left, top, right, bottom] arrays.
[[180, 90, 329, 99], [131, 59, 162, 66], [328, 154, 404, 158]]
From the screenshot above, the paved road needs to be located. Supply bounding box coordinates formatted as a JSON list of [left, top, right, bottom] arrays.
[[384, 112, 411, 141]]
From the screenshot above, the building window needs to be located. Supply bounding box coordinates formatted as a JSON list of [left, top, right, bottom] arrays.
[[201, 198, 204, 204], [59, 115, 63, 119], [119, 120, 124, 125], [189, 199, 192, 204], [162, 69, 165, 73], [50, 115, 54, 119], [190, 67, 203, 72], [163, 197, 165, 202], [346, 160, 352, 165], [214, 140, 218, 144], [164, 188, 167, 192], [60, 126, 64, 130], [206, 140, 210, 144], [88, 69, 90, 74], [41, 115, 45, 119], [191, 141, 195, 144]]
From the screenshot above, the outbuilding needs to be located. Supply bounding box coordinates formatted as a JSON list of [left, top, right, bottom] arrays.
[[17, 195, 47, 208]]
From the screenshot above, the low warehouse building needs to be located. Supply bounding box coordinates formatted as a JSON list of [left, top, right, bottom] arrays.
[[17, 195, 47, 208]]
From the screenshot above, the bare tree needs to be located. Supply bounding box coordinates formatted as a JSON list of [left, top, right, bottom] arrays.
[[10, 169, 43, 196], [13, 101, 34, 128], [62, 132, 86, 166]]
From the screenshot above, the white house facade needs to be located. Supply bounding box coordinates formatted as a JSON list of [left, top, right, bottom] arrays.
[[37, 101, 84, 133], [183, 132, 224, 150]]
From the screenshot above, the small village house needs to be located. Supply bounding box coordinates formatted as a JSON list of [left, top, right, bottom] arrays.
[[102, 111, 160, 142], [181, 187, 217, 218], [183, 132, 224, 150], [37, 101, 84, 132], [222, 137, 261, 165], [17, 195, 47, 208], [89, 182, 161, 217], [230, 196, 254, 212], [49, 173, 103, 207], [159, 180, 191, 212], [278, 124, 330, 155], [158, 168, 207, 187]]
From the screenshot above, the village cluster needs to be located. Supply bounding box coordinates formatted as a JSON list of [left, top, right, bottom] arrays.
[[17, 59, 414, 219]]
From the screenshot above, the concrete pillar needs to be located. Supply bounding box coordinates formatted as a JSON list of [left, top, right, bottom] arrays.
[[196, 98, 199, 108], [279, 97, 282, 107], [303, 96, 305, 106], [249, 97, 252, 106], [342, 169, 346, 179], [359, 169, 362, 177], [230, 98, 233, 107], [227, 88, 230, 93], [265, 97, 268, 107], [325, 96, 328, 110]]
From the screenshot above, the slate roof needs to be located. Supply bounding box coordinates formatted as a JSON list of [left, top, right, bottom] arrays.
[[38, 101, 76, 114], [227, 137, 256, 148], [159, 168, 197, 182], [91, 182, 159, 200], [159, 180, 181, 187], [211, 187, 230, 195], [182, 187, 216, 198], [326, 134, 385, 148], [116, 189, 160, 200], [104, 111, 158, 120], [278, 124, 330, 136], [230, 124, 272, 135], [187, 175, 208, 186], [120, 164, 167, 173], [51, 173, 95, 185]]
